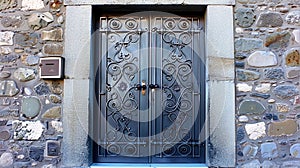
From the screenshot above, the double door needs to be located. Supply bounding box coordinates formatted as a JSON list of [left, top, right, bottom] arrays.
[[95, 12, 205, 163]]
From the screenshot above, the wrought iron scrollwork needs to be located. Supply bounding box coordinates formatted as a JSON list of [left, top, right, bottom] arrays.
[[98, 16, 203, 160], [160, 18, 195, 157], [105, 18, 141, 148]]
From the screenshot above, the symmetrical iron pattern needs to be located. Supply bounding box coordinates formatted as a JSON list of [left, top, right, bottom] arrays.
[[97, 14, 204, 163]]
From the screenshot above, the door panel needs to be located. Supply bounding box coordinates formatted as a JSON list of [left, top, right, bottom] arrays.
[[95, 13, 205, 163], [150, 17, 203, 162], [98, 16, 150, 162]]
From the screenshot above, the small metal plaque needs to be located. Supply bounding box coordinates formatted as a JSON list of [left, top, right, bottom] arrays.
[[39, 57, 64, 79]]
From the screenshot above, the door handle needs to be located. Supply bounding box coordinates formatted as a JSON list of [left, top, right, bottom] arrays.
[[149, 84, 159, 89], [135, 81, 147, 95], [135, 84, 147, 90]]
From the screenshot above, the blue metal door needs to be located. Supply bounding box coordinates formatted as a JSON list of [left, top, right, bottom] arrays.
[[95, 12, 205, 163]]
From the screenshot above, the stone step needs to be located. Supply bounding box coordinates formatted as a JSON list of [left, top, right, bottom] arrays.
[[90, 164, 208, 168]]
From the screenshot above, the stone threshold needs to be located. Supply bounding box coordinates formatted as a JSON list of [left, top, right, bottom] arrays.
[[90, 163, 208, 168]]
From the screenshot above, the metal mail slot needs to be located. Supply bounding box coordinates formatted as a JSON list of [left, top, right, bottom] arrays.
[[39, 57, 64, 79]]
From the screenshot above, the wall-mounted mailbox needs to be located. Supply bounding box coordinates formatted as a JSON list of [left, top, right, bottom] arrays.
[[39, 57, 64, 79]]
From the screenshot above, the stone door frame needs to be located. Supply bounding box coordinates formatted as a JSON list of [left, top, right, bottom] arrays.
[[62, 1, 236, 167]]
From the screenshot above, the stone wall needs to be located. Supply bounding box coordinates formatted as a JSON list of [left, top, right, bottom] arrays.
[[1, 0, 300, 167], [0, 0, 64, 167], [235, 0, 300, 167]]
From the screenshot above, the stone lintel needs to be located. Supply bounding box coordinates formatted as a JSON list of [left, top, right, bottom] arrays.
[[64, 0, 235, 5]]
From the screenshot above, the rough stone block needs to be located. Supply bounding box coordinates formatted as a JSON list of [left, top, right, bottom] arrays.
[[239, 100, 266, 115], [285, 48, 300, 67], [23, 87, 33, 95], [21, 54, 39, 66], [49, 94, 62, 104], [268, 120, 297, 136], [290, 144, 300, 158], [276, 103, 289, 113], [238, 115, 249, 123], [0, 152, 13, 168], [235, 38, 263, 52], [0, 130, 11, 140], [51, 121, 63, 132], [22, 0, 45, 10], [261, 142, 278, 159], [255, 83, 271, 93], [242, 143, 258, 157], [265, 31, 291, 49], [0, 54, 19, 63], [247, 51, 277, 67], [50, 0, 62, 9], [236, 83, 252, 92], [286, 11, 300, 26], [245, 122, 266, 140], [235, 8, 255, 28], [236, 69, 260, 81], [257, 12, 283, 27], [13, 120, 44, 140], [34, 82, 51, 95], [237, 127, 245, 141], [250, 92, 270, 99], [13, 68, 36, 82], [43, 43, 63, 55], [294, 95, 300, 105], [0, 31, 14, 46], [42, 28, 63, 41], [264, 68, 284, 80], [1, 15, 23, 28], [28, 13, 49, 30], [273, 85, 299, 99], [293, 29, 300, 44], [0, 0, 16, 11], [42, 106, 61, 119], [29, 147, 44, 162], [15, 33, 38, 47], [0, 80, 19, 96], [286, 68, 300, 79], [21, 96, 41, 119], [0, 71, 11, 79], [0, 47, 12, 55]]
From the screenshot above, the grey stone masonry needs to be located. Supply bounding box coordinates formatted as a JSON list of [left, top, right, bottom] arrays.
[[235, 0, 300, 167], [8, 0, 300, 167], [0, 0, 64, 167]]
